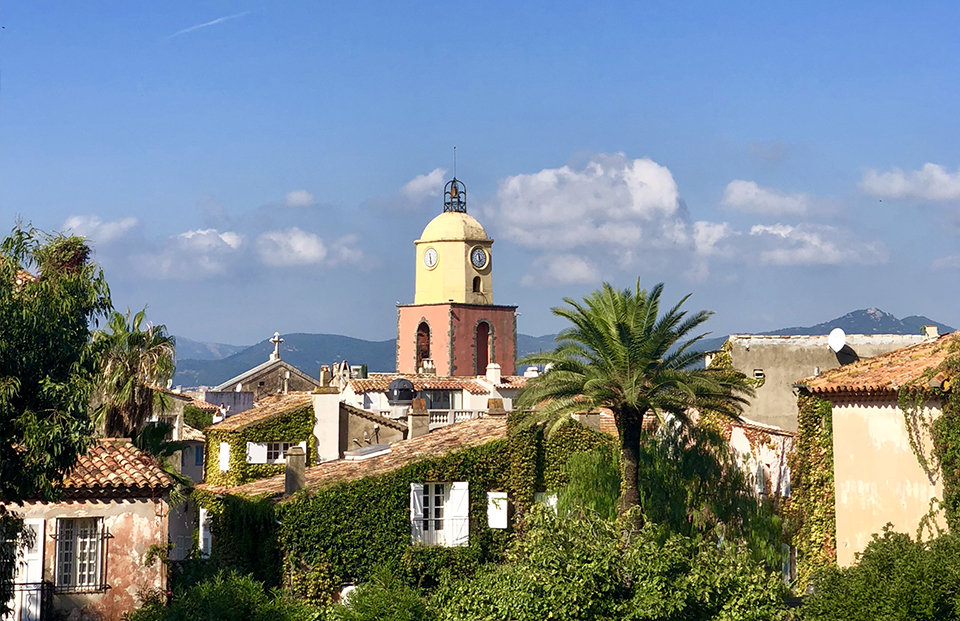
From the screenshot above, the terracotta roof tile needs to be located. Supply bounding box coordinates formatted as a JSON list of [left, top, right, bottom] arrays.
[[799, 333, 957, 395], [350, 374, 489, 394], [62, 439, 174, 498], [206, 392, 313, 433], [181, 425, 206, 442], [189, 400, 220, 411], [497, 376, 527, 389], [204, 416, 508, 498]]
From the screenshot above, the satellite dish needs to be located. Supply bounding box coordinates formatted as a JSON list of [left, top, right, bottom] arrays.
[[828, 328, 846, 353]]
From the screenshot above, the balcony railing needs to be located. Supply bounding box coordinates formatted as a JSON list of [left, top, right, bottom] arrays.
[[375, 409, 487, 429], [5, 581, 53, 621]]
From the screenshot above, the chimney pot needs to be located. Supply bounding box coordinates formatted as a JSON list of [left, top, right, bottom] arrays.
[[284, 446, 306, 496], [485, 362, 502, 385]]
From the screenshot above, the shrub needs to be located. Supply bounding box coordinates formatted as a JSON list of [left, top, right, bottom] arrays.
[[432, 507, 787, 621], [328, 567, 435, 621], [125, 571, 319, 621], [183, 404, 213, 430], [800, 526, 960, 621]]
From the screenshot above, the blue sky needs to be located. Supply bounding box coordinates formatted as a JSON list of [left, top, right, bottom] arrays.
[[3, 2, 959, 345]]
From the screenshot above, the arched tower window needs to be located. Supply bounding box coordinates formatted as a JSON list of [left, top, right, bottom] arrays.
[[416, 322, 431, 371], [475, 322, 490, 375], [473, 276, 481, 293]]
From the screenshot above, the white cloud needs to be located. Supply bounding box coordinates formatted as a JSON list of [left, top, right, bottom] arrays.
[[142, 228, 244, 280], [62, 215, 139, 243], [748, 224, 887, 266], [490, 153, 682, 251], [692, 221, 736, 257], [256, 227, 328, 266], [721, 180, 809, 215], [285, 190, 315, 208], [932, 254, 960, 270], [401, 168, 447, 201], [178, 228, 244, 250], [860, 163, 960, 201], [520, 254, 601, 287]]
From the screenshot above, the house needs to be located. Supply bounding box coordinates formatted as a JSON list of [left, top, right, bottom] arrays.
[[715, 332, 935, 432], [795, 331, 957, 566], [3, 439, 177, 621], [212, 333, 319, 401]]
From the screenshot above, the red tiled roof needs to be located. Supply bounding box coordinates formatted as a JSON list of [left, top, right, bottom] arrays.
[[62, 439, 174, 498], [189, 399, 220, 411], [350, 374, 489, 395], [203, 416, 508, 498], [206, 392, 313, 433], [182, 425, 206, 442], [799, 333, 957, 395], [498, 376, 527, 389]]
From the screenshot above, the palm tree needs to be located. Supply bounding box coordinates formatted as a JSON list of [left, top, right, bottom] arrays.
[[93, 307, 176, 438], [515, 281, 755, 516]]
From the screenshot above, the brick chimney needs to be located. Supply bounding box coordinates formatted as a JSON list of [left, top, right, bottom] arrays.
[[408, 398, 429, 439], [284, 446, 306, 496]]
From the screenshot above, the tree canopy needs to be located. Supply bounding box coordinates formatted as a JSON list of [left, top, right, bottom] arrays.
[[516, 281, 755, 514], [0, 224, 111, 503]]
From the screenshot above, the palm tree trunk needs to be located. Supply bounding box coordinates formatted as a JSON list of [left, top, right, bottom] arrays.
[[617, 410, 644, 518]]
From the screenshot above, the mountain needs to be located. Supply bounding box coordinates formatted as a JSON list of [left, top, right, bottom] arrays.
[[760, 308, 954, 337], [174, 336, 249, 361], [517, 334, 559, 358], [173, 333, 396, 388]]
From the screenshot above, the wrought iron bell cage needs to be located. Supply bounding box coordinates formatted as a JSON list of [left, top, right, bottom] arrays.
[[443, 178, 467, 213]]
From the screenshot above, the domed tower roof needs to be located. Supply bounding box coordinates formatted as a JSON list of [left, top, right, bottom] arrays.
[[419, 211, 489, 242]]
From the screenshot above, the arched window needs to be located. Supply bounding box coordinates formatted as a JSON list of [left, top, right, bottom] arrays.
[[416, 322, 431, 371], [473, 276, 481, 293], [475, 322, 490, 375]]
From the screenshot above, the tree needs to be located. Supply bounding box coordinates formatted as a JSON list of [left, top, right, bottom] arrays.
[[93, 307, 176, 438], [0, 224, 111, 610], [515, 281, 754, 515]]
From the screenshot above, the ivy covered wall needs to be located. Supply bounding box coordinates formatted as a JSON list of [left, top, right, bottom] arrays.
[[197, 416, 612, 602], [204, 404, 316, 487]]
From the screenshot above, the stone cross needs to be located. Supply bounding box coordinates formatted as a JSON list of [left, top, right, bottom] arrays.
[[269, 332, 284, 361]]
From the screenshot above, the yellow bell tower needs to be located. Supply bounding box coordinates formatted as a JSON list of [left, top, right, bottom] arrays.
[[414, 178, 493, 305]]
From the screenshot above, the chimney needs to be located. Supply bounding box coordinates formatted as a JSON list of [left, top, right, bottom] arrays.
[[923, 325, 939, 339], [485, 362, 501, 385], [486, 398, 507, 417], [522, 366, 539, 378], [312, 387, 341, 462], [408, 398, 430, 439], [319, 365, 332, 387], [284, 446, 306, 496]]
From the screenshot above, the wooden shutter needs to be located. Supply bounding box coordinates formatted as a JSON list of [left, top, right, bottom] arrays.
[[447, 482, 469, 547], [199, 508, 212, 558], [410, 483, 424, 544], [487, 492, 508, 529], [246, 442, 268, 464], [218, 442, 231, 471]]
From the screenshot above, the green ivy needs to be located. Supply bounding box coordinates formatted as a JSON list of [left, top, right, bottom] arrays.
[[204, 404, 316, 488], [786, 392, 836, 590]]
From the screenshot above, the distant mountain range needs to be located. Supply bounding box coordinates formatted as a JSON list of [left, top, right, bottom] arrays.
[[172, 308, 954, 388]]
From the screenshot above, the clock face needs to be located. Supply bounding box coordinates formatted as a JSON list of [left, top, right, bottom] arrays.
[[471, 247, 487, 269], [423, 248, 438, 269]]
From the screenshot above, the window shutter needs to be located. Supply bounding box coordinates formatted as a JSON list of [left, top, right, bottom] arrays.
[[447, 482, 469, 547], [246, 442, 268, 464], [410, 483, 424, 544], [487, 492, 508, 529], [218, 442, 231, 471], [199, 508, 212, 558], [781, 465, 791, 498], [755, 463, 766, 495]]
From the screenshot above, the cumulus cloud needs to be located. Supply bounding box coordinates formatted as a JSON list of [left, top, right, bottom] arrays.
[[138, 228, 244, 280], [520, 254, 601, 287], [285, 190, 315, 208], [401, 168, 447, 201], [860, 163, 960, 201], [932, 254, 960, 270], [490, 153, 682, 251], [721, 180, 809, 215], [256, 227, 327, 266], [692, 221, 736, 257], [62, 215, 139, 243], [748, 224, 887, 266]]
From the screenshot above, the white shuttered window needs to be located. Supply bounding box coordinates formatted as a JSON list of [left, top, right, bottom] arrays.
[[409, 481, 469, 547]]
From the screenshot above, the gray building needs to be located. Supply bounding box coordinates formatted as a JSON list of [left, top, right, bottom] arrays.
[[717, 332, 936, 432]]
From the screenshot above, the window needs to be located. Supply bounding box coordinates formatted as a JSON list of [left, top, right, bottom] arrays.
[[195, 445, 204, 467], [219, 442, 231, 471], [246, 441, 305, 464], [416, 322, 431, 371], [56, 518, 106, 592], [472, 276, 481, 293], [266, 442, 295, 462], [422, 390, 461, 410], [753, 369, 765, 380], [475, 322, 490, 375], [410, 482, 469, 547]]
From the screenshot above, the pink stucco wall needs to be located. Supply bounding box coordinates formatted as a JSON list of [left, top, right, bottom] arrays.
[[397, 303, 517, 376]]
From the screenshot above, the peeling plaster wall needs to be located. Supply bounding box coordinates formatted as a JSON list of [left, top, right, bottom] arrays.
[[727, 424, 794, 499], [831, 396, 945, 566], [11, 498, 168, 621]]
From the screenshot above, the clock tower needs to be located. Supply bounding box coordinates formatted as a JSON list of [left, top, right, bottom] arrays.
[[397, 177, 518, 377]]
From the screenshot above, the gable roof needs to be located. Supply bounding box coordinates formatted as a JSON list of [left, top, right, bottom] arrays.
[[182, 424, 206, 442], [205, 416, 508, 498], [214, 358, 319, 392], [62, 438, 175, 499], [798, 332, 957, 396], [341, 402, 407, 432], [205, 392, 313, 433]]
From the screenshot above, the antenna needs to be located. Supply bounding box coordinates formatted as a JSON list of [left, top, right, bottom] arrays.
[[828, 328, 846, 353], [453, 146, 457, 179]]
